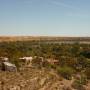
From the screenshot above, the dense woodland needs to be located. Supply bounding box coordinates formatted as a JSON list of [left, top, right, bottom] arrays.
[[0, 41, 90, 84]]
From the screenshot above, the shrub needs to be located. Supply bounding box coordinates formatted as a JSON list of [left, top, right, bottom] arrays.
[[57, 66, 75, 80], [85, 68, 90, 79], [32, 57, 43, 69], [10, 58, 21, 70], [72, 74, 87, 90], [71, 79, 86, 90], [80, 74, 87, 85]]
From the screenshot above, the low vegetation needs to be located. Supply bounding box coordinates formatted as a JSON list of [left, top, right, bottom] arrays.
[[0, 40, 90, 90]]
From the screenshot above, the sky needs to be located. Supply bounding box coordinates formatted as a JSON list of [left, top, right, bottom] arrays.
[[0, 0, 90, 36]]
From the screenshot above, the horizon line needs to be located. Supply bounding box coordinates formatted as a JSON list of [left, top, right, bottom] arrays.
[[0, 35, 90, 38]]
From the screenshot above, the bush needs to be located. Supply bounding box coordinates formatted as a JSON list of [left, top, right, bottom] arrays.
[[57, 66, 75, 80], [32, 57, 43, 69], [72, 74, 87, 90], [80, 74, 87, 85], [10, 58, 21, 70], [72, 79, 86, 90], [85, 68, 90, 79]]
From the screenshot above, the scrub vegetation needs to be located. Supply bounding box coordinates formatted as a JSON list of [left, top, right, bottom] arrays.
[[0, 39, 90, 90]]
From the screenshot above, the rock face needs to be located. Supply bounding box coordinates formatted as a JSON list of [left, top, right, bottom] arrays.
[[2, 62, 17, 72], [0, 68, 89, 90]]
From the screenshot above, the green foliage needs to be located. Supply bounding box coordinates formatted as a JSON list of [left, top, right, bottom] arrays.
[[0, 41, 90, 80], [57, 66, 75, 80], [43, 60, 52, 68], [80, 75, 87, 85], [85, 68, 90, 79], [32, 57, 43, 69], [72, 74, 87, 90], [10, 58, 20, 69], [72, 80, 86, 90]]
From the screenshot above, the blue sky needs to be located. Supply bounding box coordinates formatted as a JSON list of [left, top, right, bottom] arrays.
[[0, 0, 90, 36]]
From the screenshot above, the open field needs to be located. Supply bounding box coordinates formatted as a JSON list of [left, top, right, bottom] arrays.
[[0, 36, 90, 44], [0, 36, 90, 41]]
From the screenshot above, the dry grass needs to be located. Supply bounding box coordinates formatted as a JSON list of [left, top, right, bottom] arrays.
[[0, 67, 90, 90], [0, 36, 90, 42]]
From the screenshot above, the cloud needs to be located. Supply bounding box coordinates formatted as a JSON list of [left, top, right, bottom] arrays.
[[66, 12, 90, 18], [50, 0, 89, 17], [50, 0, 80, 10]]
